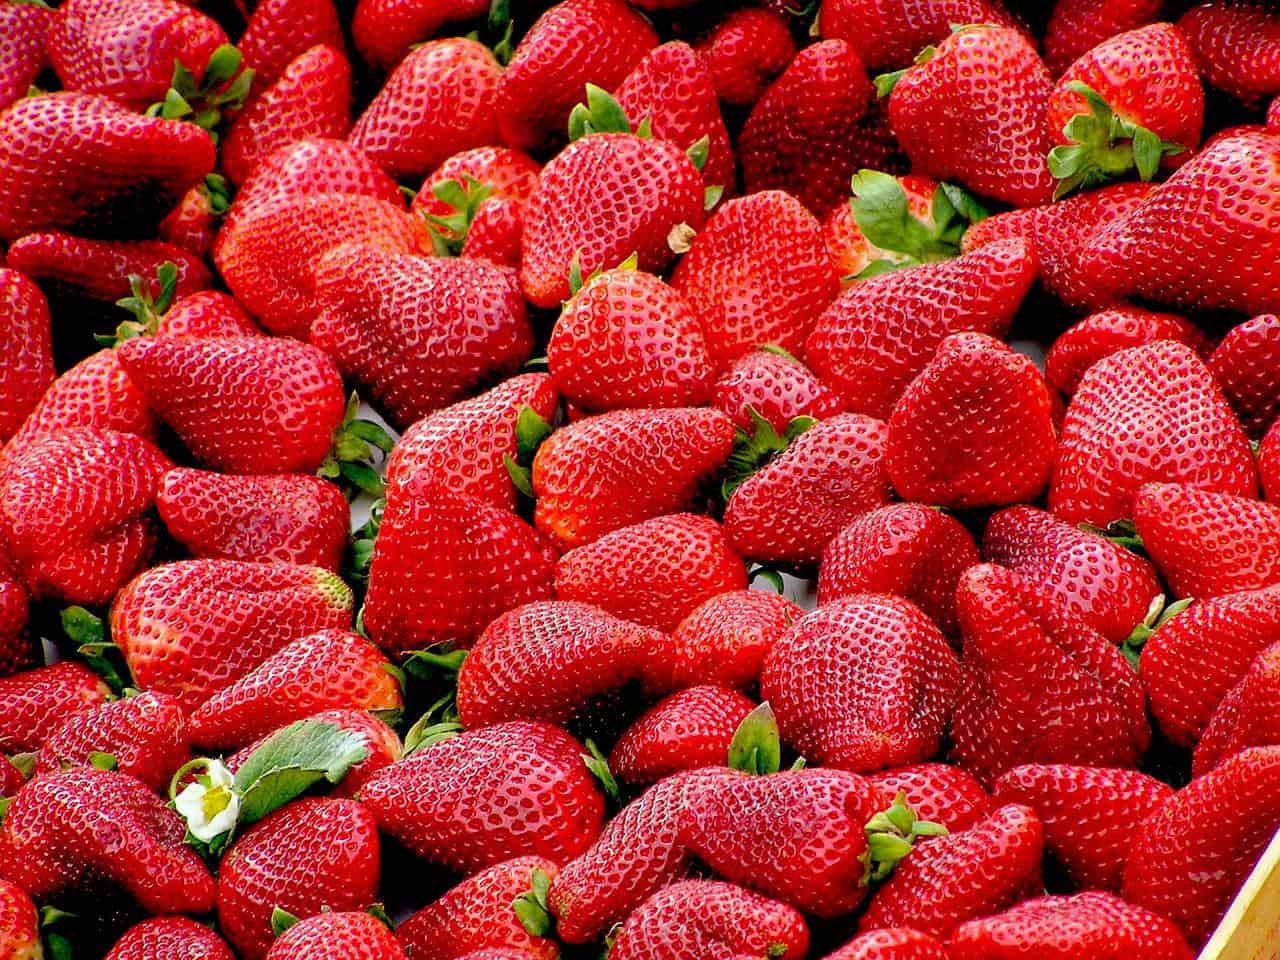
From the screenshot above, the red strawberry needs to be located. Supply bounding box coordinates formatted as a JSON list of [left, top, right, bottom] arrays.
[[0, 766, 216, 915], [1271, 93, 1280, 130], [824, 928, 949, 960], [644, 589, 801, 693], [805, 239, 1035, 420], [983, 505, 1162, 646], [0, 92, 215, 241], [6, 233, 210, 304], [555, 513, 748, 632], [106, 916, 236, 960], [949, 891, 1194, 959], [0, 662, 110, 753], [992, 764, 1173, 893], [311, 245, 532, 428], [881, 26, 1053, 208], [1194, 640, 1280, 774], [457, 196, 526, 269], [696, 8, 795, 108], [158, 177, 231, 255], [116, 335, 346, 475], [267, 912, 405, 960], [362, 479, 556, 658], [1208, 313, 1280, 438], [157, 468, 349, 571], [0, 1, 52, 112], [457, 600, 661, 730], [611, 686, 756, 785], [396, 857, 560, 960], [818, 0, 1023, 71], [36, 691, 190, 793], [360, 721, 606, 873], [352, 0, 488, 72], [671, 190, 839, 370], [410, 145, 539, 261], [0, 268, 53, 442], [218, 798, 380, 960], [822, 173, 953, 285], [609, 880, 809, 960], [1178, 1, 1280, 103], [0, 758, 19, 798], [495, 0, 656, 153], [530, 407, 735, 551], [113, 559, 354, 710], [713, 348, 845, 434], [1264, 419, 1280, 500], [1123, 746, 1280, 946], [951, 564, 1149, 785], [868, 764, 994, 833], [238, 0, 344, 89], [153, 290, 259, 339], [1050, 341, 1258, 526], [819, 503, 980, 636], [761, 595, 959, 772], [737, 40, 875, 215], [0, 551, 32, 677], [1044, 0, 1165, 75]]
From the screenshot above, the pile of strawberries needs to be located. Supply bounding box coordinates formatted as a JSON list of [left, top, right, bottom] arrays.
[[1, 0, 1280, 957]]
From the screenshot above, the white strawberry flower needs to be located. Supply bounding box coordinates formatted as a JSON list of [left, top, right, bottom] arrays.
[[173, 759, 240, 843]]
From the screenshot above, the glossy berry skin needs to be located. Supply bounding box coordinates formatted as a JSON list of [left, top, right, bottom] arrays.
[[1194, 640, 1280, 775], [396, 857, 560, 960], [106, 917, 236, 960], [360, 721, 606, 874], [266, 912, 405, 960], [609, 880, 809, 960], [157, 468, 349, 572], [1049, 341, 1258, 527], [0, 1, 52, 112], [0, 662, 111, 754], [824, 928, 950, 960], [1043, 0, 1165, 76], [696, 7, 796, 107], [0, 766, 216, 916], [5, 232, 210, 304], [0, 553, 31, 677], [411, 145, 539, 259], [1124, 746, 1280, 947], [819, 503, 979, 636], [610, 685, 756, 785], [823, 175, 937, 284], [0, 269, 53, 443], [218, 798, 380, 960], [352, 0, 488, 72], [868, 764, 994, 833], [1264, 419, 1280, 501], [1208, 313, 1280, 438], [714, 349, 845, 434], [1178, 2, 1280, 104], [762, 595, 959, 773], [157, 291, 259, 338], [238, 0, 345, 89], [818, 0, 1023, 72]]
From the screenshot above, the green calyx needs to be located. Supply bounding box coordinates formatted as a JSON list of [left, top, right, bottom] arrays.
[[319, 393, 395, 500], [1122, 594, 1193, 670], [61, 606, 132, 696], [860, 791, 948, 885], [503, 403, 555, 499], [728, 702, 782, 775], [720, 408, 817, 501], [400, 650, 467, 756], [568, 84, 648, 141], [582, 739, 619, 802], [1079, 518, 1146, 553], [147, 44, 254, 144], [103, 261, 179, 347], [270, 907, 300, 937], [513, 866, 555, 937], [1049, 82, 1186, 199], [421, 175, 495, 256], [873, 43, 938, 98], [487, 0, 515, 66], [563, 249, 639, 300], [348, 497, 384, 586]]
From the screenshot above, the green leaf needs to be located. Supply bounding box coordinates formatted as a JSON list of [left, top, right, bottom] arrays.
[[704, 184, 724, 210], [720, 409, 816, 501], [270, 907, 300, 937], [88, 751, 117, 771], [204, 44, 243, 86], [402, 716, 463, 756], [515, 406, 553, 460], [9, 753, 35, 778], [232, 720, 369, 827], [748, 564, 786, 593], [567, 250, 585, 296], [861, 790, 948, 884], [60, 606, 104, 646], [568, 83, 632, 140], [686, 135, 710, 172], [727, 702, 781, 775], [512, 866, 555, 936], [582, 739, 619, 802], [1132, 125, 1162, 181], [634, 115, 653, 139], [0, 795, 10, 827], [504, 455, 534, 498], [365, 904, 394, 930], [873, 67, 907, 99]]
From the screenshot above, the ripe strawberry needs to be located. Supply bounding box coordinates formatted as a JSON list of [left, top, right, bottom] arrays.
[[1264, 419, 1280, 500], [0, 1, 52, 112], [713, 348, 845, 434], [36, 691, 191, 793], [949, 891, 1194, 960], [113, 559, 354, 709], [352, 0, 488, 72], [158, 177, 232, 255], [360, 721, 606, 873], [0, 268, 53, 443], [106, 917, 236, 960], [696, 8, 795, 108], [555, 513, 748, 631], [1178, 1, 1280, 103], [530, 407, 735, 550], [818, 0, 1023, 72], [1271, 93, 1280, 130], [671, 191, 839, 370], [362, 479, 556, 657], [0, 92, 215, 241], [311, 244, 532, 428], [0, 758, 18, 798], [157, 468, 349, 571], [218, 798, 380, 960], [150, 290, 259, 339], [609, 880, 809, 960], [267, 912, 405, 960], [547, 268, 714, 411], [0, 551, 32, 677], [868, 764, 994, 833], [611, 686, 756, 785], [738, 40, 875, 216], [1124, 746, 1280, 946], [824, 928, 949, 960], [238, 0, 345, 89], [806, 239, 1035, 420], [1043, 0, 1164, 76], [992, 764, 1173, 893], [819, 503, 980, 636], [1208, 313, 1280, 438], [495, 0, 656, 153], [0, 662, 110, 753], [5, 233, 210, 305], [951, 564, 1149, 785], [1050, 341, 1258, 526], [410, 145, 539, 261], [396, 857, 560, 960], [1194, 640, 1280, 774], [0, 766, 216, 915]]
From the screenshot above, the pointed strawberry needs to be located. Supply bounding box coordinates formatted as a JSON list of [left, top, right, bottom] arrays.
[[867, 764, 995, 833], [238, 0, 345, 89], [1178, 1, 1280, 104], [0, 268, 54, 443], [267, 912, 405, 960], [0, 1, 52, 112], [157, 177, 230, 255], [106, 917, 236, 960], [1208, 313, 1280, 438], [696, 7, 795, 108], [1194, 640, 1280, 774], [713, 348, 845, 434], [5, 233, 211, 304], [352, 0, 489, 72], [410, 145, 539, 259], [0, 662, 111, 753], [610, 686, 757, 785], [1044, 0, 1165, 75], [818, 0, 1024, 72], [823, 928, 949, 960]]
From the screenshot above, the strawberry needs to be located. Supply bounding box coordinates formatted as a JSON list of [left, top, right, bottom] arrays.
[[36, 691, 191, 793], [5, 233, 210, 306], [267, 912, 405, 960], [1123, 746, 1280, 946], [0, 662, 110, 753], [610, 686, 757, 785], [0, 551, 32, 677], [1194, 640, 1280, 774], [880, 26, 1054, 208], [951, 564, 1149, 785], [395, 857, 560, 960], [0, 92, 215, 241], [106, 917, 236, 960], [644, 589, 801, 693], [0, 268, 53, 442], [362, 479, 556, 658], [495, 0, 656, 153], [530, 407, 735, 551], [761, 595, 959, 772], [158, 177, 232, 255], [116, 335, 346, 475], [992, 764, 1173, 893], [555, 513, 748, 631], [360, 721, 606, 873], [113, 559, 354, 710], [817, 0, 1023, 72], [823, 929, 949, 960], [547, 267, 714, 412], [671, 191, 839, 370], [148, 290, 260, 339], [983, 505, 1162, 646], [311, 244, 532, 428], [696, 7, 795, 108], [410, 145, 539, 262], [0, 1, 52, 112], [1272, 93, 1280, 130], [806, 239, 1035, 420], [456, 600, 662, 730], [713, 348, 845, 434], [0, 758, 18, 798], [737, 40, 875, 216], [1178, 1, 1280, 103], [949, 891, 1194, 960], [218, 798, 381, 960], [818, 503, 980, 636], [867, 764, 994, 833], [1050, 341, 1258, 527], [609, 880, 809, 960], [1264, 418, 1280, 500], [0, 428, 169, 605], [1043, 0, 1165, 75], [352, 0, 489, 72], [238, 0, 345, 89], [0, 766, 216, 915], [457, 196, 526, 269], [156, 468, 349, 571], [1208, 313, 1280, 438]]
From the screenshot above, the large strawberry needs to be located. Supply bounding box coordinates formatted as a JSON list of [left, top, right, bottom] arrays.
[[0, 1, 52, 112], [107, 916, 236, 960], [1043, 0, 1165, 75], [1178, 1, 1280, 104], [610, 685, 757, 785], [142, 290, 260, 340], [1208, 313, 1280, 438], [352, 0, 488, 72], [868, 763, 994, 833], [1194, 640, 1280, 774], [0, 268, 53, 443], [0, 662, 110, 753], [695, 7, 795, 108], [713, 348, 845, 434], [267, 912, 405, 960], [238, 0, 344, 88], [818, 0, 1023, 71]]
